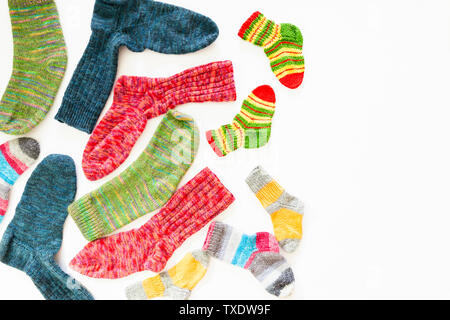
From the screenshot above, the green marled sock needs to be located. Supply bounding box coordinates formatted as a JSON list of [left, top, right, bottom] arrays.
[[0, 0, 67, 135]]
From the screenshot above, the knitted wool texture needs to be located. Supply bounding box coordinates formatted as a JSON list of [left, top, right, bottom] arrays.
[[203, 222, 295, 298], [238, 11, 304, 89], [246, 166, 304, 253], [206, 85, 276, 157], [0, 138, 40, 223], [55, 0, 219, 134], [69, 111, 199, 241], [0, 0, 67, 135], [82, 60, 236, 181], [126, 250, 210, 300], [70, 167, 235, 279], [0, 155, 94, 300]]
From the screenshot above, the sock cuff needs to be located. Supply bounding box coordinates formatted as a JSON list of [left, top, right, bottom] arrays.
[[238, 11, 264, 41], [202, 221, 225, 253], [246, 166, 275, 194], [68, 193, 111, 242], [8, 0, 53, 8], [55, 98, 102, 134]]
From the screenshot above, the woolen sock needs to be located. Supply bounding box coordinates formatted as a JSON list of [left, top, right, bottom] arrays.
[[55, 0, 219, 134], [82, 60, 236, 181], [0, 155, 94, 300], [70, 167, 234, 279], [0, 0, 67, 135], [0, 137, 40, 223], [203, 222, 295, 298], [69, 111, 199, 241], [238, 11, 304, 89], [246, 166, 304, 253], [126, 250, 209, 300], [206, 85, 276, 157]]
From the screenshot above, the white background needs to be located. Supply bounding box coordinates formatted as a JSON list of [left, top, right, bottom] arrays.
[[1, 0, 450, 300]]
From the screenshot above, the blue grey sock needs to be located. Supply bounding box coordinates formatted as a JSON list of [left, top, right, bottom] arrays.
[[55, 0, 219, 134], [0, 155, 94, 300]]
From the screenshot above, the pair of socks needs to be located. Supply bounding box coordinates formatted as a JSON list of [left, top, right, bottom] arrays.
[[238, 11, 305, 89], [0, 0, 67, 135], [69, 111, 199, 241], [127, 221, 295, 300], [69, 167, 235, 279], [82, 60, 236, 181], [0, 155, 93, 300], [206, 85, 276, 157], [0, 138, 40, 223], [55, 0, 220, 134]]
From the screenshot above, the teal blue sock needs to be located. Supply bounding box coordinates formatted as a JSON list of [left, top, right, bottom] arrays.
[[0, 155, 94, 300]]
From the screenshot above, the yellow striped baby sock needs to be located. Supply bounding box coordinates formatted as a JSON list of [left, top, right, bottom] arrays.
[[238, 11, 304, 89], [246, 166, 304, 253], [125, 251, 209, 300]]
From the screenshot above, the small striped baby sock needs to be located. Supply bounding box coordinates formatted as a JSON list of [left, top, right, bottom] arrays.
[[0, 138, 40, 223], [0, 0, 67, 135], [238, 11, 304, 89], [126, 250, 209, 300], [203, 222, 295, 298], [206, 85, 276, 157], [246, 166, 304, 253]]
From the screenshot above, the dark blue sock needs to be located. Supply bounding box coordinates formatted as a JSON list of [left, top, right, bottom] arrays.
[[55, 0, 219, 134], [0, 155, 94, 300]]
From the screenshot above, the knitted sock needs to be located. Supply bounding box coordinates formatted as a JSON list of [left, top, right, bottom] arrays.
[[70, 167, 234, 279], [203, 222, 295, 298], [55, 0, 219, 134], [246, 166, 304, 253], [126, 250, 209, 300], [206, 85, 276, 157], [0, 0, 67, 135], [0, 155, 94, 300], [82, 61, 236, 181], [69, 111, 199, 241], [238, 11, 304, 89], [0, 138, 40, 223]]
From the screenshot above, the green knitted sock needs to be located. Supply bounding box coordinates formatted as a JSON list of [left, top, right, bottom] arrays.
[[0, 0, 67, 135], [69, 111, 199, 241]]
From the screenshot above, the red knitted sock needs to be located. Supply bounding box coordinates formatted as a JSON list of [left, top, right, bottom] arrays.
[[69, 167, 235, 279], [82, 61, 236, 181]]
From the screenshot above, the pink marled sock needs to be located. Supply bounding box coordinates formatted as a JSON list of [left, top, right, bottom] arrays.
[[69, 167, 235, 279], [82, 61, 236, 181]]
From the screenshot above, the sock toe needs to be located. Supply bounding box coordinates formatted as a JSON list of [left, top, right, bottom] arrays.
[[252, 85, 276, 103], [18, 138, 40, 160], [126, 283, 148, 300], [266, 267, 295, 298], [279, 73, 304, 89], [279, 239, 300, 253]]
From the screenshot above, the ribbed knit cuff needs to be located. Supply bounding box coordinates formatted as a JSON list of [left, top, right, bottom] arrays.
[[68, 194, 111, 241], [55, 99, 100, 134], [238, 11, 263, 40], [8, 0, 53, 8], [202, 221, 230, 253], [245, 165, 275, 194]]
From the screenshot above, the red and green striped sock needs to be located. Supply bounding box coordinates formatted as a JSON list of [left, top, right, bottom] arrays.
[[206, 85, 276, 157], [238, 11, 304, 89]]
